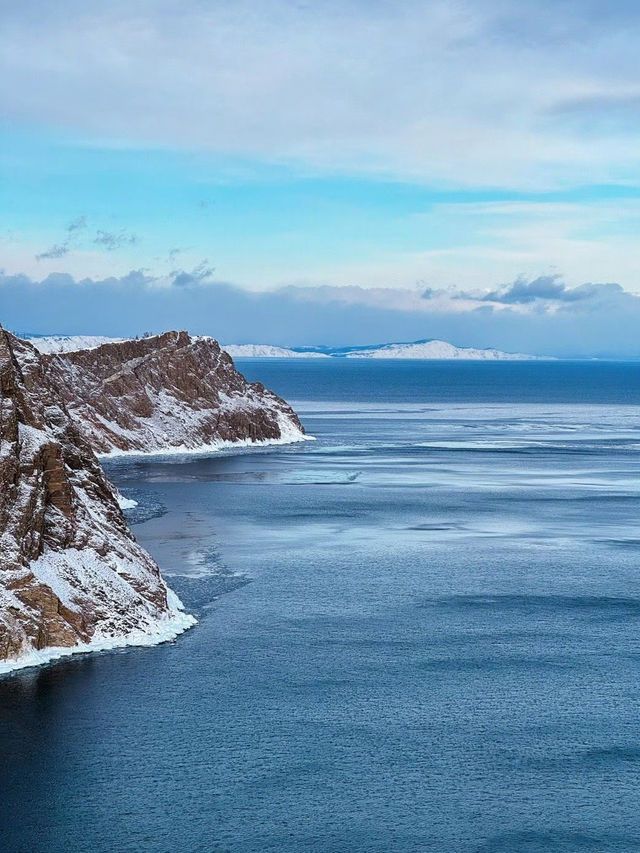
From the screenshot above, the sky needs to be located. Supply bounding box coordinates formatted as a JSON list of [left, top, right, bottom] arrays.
[[2, 0, 640, 355]]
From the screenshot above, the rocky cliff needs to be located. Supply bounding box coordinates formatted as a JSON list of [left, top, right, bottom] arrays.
[[0, 330, 194, 672], [42, 331, 307, 455]]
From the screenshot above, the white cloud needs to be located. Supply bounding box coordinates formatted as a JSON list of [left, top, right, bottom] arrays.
[[2, 1, 640, 187]]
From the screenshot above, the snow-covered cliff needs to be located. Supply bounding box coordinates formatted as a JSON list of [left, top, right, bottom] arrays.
[[0, 330, 194, 674], [42, 331, 309, 456], [28, 335, 125, 354], [30, 337, 329, 359]]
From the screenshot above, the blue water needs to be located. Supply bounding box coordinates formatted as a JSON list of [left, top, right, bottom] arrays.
[[2, 360, 640, 853], [237, 358, 640, 404]]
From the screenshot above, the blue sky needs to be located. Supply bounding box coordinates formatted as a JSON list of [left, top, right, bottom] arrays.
[[2, 1, 640, 354]]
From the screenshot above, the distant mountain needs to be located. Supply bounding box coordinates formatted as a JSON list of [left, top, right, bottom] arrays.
[[340, 339, 541, 360], [223, 344, 329, 358], [235, 339, 543, 360], [28, 335, 544, 360]]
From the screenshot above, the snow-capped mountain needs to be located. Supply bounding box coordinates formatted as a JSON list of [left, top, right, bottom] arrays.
[[342, 339, 539, 359], [226, 339, 539, 359], [223, 344, 329, 358]]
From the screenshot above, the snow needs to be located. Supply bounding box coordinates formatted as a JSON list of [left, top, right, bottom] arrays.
[[3, 331, 312, 675], [17, 422, 49, 452], [30, 544, 152, 608], [28, 335, 124, 354], [216, 339, 544, 359], [343, 339, 541, 360], [0, 543, 197, 676], [99, 421, 315, 459], [223, 344, 329, 358], [79, 382, 315, 457], [116, 492, 139, 509], [26, 334, 544, 360], [0, 609, 196, 676], [28, 337, 328, 358]]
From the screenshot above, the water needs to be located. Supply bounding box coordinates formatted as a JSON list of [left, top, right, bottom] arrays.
[[2, 360, 640, 853]]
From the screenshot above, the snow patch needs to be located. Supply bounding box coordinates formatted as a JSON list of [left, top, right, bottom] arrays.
[[99, 424, 315, 459], [28, 335, 125, 354], [116, 492, 139, 509], [0, 609, 196, 676], [223, 344, 329, 358], [343, 339, 542, 360]]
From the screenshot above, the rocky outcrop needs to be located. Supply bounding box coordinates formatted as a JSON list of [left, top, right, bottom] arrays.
[[0, 328, 308, 672], [0, 330, 194, 671], [42, 331, 307, 455]]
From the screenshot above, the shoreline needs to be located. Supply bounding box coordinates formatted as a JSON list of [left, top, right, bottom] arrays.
[[97, 430, 315, 460], [0, 608, 197, 677], [0, 432, 314, 678], [1, 416, 313, 678]]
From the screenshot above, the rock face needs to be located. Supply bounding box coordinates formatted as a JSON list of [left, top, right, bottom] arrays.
[[42, 331, 307, 455], [0, 330, 194, 671]]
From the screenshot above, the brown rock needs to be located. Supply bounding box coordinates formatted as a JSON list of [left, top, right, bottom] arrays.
[[43, 331, 306, 454], [0, 330, 183, 667]]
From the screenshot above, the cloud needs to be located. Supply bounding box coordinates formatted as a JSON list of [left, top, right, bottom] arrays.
[[171, 261, 214, 288], [35, 242, 70, 261], [480, 275, 625, 305], [2, 268, 640, 358], [67, 215, 87, 232], [483, 276, 569, 304], [34, 215, 89, 261], [93, 229, 137, 251], [2, 1, 640, 187], [34, 218, 139, 264]]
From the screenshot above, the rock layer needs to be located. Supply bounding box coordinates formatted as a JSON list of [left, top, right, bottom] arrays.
[[43, 331, 306, 454], [0, 330, 192, 669]]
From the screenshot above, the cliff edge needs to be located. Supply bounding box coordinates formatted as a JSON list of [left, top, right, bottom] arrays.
[[43, 331, 307, 455], [0, 330, 194, 672]]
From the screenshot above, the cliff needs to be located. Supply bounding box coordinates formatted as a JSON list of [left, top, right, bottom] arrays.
[[42, 331, 307, 455], [0, 330, 194, 672]]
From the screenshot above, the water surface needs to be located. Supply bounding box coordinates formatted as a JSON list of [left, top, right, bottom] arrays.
[[2, 360, 640, 853]]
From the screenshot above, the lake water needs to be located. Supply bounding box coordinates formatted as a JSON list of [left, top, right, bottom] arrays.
[[2, 360, 640, 853]]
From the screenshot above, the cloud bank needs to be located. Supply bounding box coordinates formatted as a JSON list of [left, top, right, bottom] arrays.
[[2, 269, 640, 358]]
